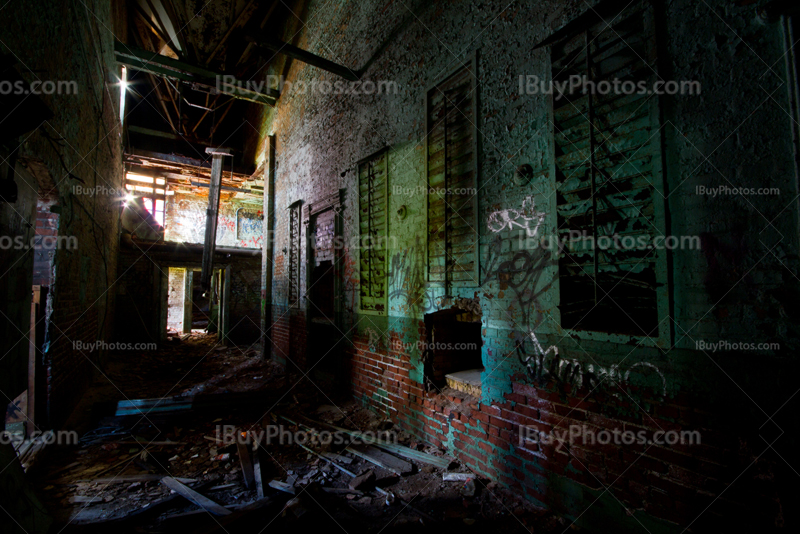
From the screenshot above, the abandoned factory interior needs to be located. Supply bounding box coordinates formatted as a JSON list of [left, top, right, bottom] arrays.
[[2, 0, 800, 532]]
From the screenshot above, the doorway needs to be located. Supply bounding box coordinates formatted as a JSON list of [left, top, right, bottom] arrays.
[[164, 266, 230, 342]]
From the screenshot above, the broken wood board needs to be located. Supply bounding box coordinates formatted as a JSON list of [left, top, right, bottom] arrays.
[[321, 487, 363, 496], [252, 441, 265, 498], [113, 391, 281, 417], [292, 414, 452, 470], [237, 441, 255, 489], [443, 473, 476, 481], [70, 481, 214, 525], [321, 451, 352, 464], [69, 495, 105, 504], [346, 445, 413, 475], [268, 480, 295, 494], [161, 476, 232, 516], [348, 469, 375, 490], [86, 475, 196, 485]]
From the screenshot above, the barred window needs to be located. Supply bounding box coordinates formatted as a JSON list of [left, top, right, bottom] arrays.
[[288, 200, 302, 307], [358, 149, 388, 315], [549, 1, 669, 338], [426, 58, 479, 287]]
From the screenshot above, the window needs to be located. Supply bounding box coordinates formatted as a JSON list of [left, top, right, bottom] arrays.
[[549, 1, 669, 338], [358, 149, 388, 315], [125, 172, 165, 226], [426, 57, 479, 287], [141, 197, 165, 226], [288, 200, 302, 307]]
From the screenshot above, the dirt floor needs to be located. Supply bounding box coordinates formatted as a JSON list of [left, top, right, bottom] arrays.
[[24, 334, 570, 533]]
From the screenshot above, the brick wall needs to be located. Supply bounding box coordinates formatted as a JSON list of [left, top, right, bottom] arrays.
[[347, 334, 792, 532], [0, 0, 126, 427], [32, 197, 58, 287], [254, 0, 800, 530]]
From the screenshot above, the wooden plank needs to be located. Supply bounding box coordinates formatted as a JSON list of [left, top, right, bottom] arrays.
[[161, 476, 232, 516], [237, 441, 255, 489], [27, 286, 39, 436], [321, 451, 352, 465], [268, 480, 295, 494], [247, 35, 358, 81], [346, 445, 412, 475], [252, 442, 265, 498], [443, 472, 476, 481], [87, 475, 195, 485], [295, 415, 453, 470]]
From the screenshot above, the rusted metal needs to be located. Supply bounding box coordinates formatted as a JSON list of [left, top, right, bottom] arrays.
[[288, 200, 302, 306]]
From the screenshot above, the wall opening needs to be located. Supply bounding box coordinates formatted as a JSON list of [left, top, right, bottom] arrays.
[[423, 306, 483, 396]]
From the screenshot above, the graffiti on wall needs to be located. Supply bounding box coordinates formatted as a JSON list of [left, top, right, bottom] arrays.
[[388, 246, 435, 314], [168, 197, 262, 249], [517, 330, 666, 397], [487, 195, 546, 238]]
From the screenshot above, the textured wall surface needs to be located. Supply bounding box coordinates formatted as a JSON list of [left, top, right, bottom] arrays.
[[165, 192, 263, 249], [0, 0, 125, 427], [253, 0, 800, 531]]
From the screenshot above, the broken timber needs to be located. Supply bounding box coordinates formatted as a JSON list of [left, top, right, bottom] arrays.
[[161, 476, 232, 516], [114, 41, 278, 105], [237, 440, 255, 489], [346, 444, 412, 475], [291, 414, 453, 470], [245, 35, 359, 81]]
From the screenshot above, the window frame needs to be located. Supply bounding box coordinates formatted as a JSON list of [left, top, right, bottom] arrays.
[[287, 199, 303, 308], [424, 50, 481, 289], [357, 147, 389, 316], [544, 0, 672, 348]]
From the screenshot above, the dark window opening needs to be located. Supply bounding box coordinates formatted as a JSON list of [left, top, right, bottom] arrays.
[[422, 306, 483, 395], [551, 1, 663, 336]]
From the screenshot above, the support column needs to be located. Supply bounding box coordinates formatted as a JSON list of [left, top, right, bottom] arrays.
[[200, 147, 233, 291], [260, 136, 276, 359]]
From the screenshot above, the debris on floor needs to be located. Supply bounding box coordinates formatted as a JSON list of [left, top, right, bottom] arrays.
[[25, 335, 568, 533]]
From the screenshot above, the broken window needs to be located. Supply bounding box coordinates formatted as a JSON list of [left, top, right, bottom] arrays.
[[549, 1, 669, 338], [141, 197, 165, 226], [358, 149, 388, 315], [426, 57, 479, 287], [423, 304, 483, 394], [288, 200, 302, 307]]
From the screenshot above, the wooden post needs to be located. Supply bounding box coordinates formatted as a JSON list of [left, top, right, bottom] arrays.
[[183, 270, 193, 333], [221, 265, 231, 344], [200, 147, 233, 291], [27, 286, 40, 437]]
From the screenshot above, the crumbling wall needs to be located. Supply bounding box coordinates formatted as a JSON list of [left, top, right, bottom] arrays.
[[165, 192, 263, 249], [253, 0, 800, 530], [167, 268, 185, 333]]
